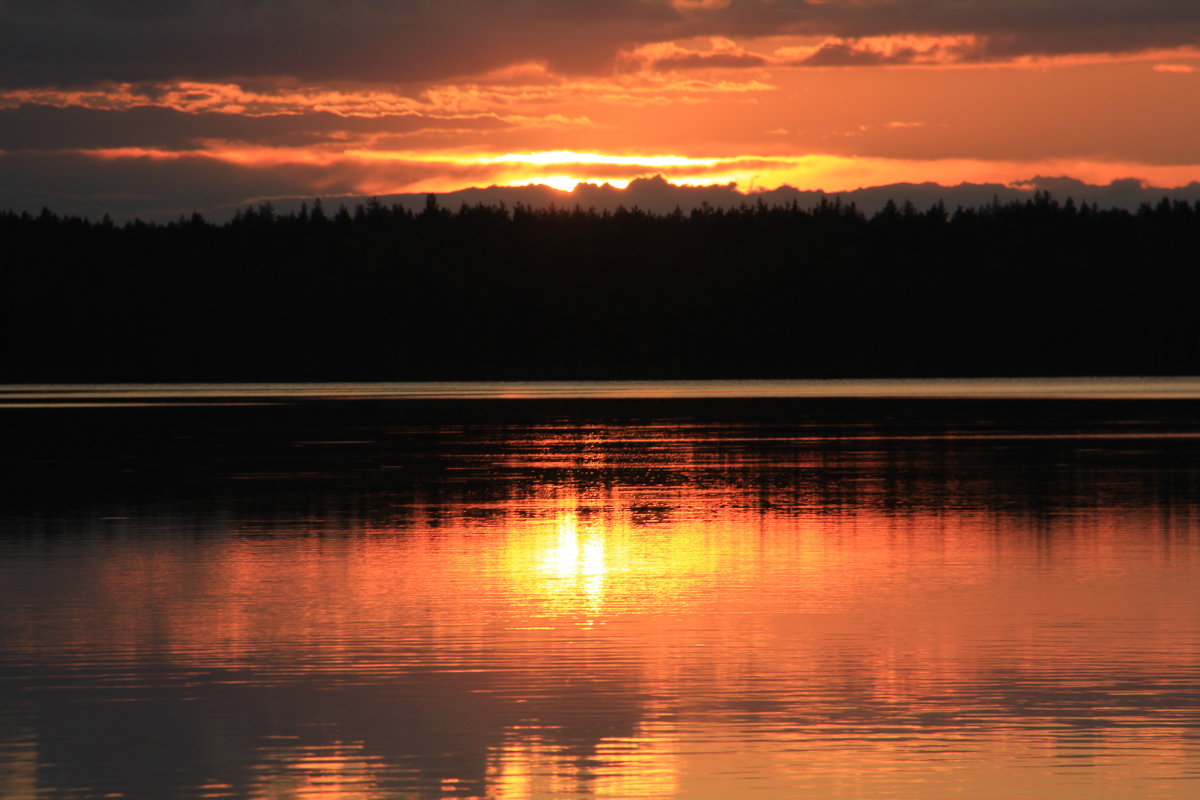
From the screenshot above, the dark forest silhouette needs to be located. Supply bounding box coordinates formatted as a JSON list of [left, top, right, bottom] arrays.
[[3, 193, 1198, 381]]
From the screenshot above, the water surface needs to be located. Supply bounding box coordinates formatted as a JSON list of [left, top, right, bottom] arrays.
[[2, 384, 1200, 799], [4, 376, 1200, 406]]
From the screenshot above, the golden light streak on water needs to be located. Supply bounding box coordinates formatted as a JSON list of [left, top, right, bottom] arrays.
[[6, 377, 1200, 407]]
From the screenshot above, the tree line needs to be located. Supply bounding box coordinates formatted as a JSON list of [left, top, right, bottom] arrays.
[[2, 193, 1198, 381]]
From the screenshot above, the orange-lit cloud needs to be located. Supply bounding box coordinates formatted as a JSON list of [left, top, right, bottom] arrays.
[[619, 34, 991, 73], [620, 37, 774, 71], [672, 0, 732, 11], [0, 70, 772, 122], [799, 34, 987, 66], [620, 35, 1200, 74]]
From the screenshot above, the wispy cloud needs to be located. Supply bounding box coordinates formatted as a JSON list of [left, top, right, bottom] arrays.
[[1154, 63, 1196, 73]]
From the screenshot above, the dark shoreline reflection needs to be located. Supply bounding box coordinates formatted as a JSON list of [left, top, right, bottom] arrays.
[[3, 395, 1200, 799], [6, 397, 1200, 523]]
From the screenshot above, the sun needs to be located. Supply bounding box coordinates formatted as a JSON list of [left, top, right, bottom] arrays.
[[527, 175, 582, 192]]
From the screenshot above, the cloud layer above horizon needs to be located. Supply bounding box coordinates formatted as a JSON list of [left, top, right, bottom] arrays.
[[3, 0, 1199, 217]]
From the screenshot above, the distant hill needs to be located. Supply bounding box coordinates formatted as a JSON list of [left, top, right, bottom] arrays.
[[271, 174, 1200, 220]]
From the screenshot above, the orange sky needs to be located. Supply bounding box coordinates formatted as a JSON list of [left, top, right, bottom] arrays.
[[2, 2, 1199, 216]]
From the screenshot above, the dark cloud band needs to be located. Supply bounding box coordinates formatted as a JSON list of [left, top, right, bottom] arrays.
[[2, 1, 1198, 88]]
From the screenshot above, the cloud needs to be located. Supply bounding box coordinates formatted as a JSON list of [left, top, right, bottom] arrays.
[[620, 33, 990, 73], [672, 0, 731, 11], [798, 35, 986, 67], [3, 1, 1200, 91], [0, 69, 767, 121], [0, 104, 517, 152], [0, 148, 344, 220], [1154, 63, 1196, 73], [0, 146, 509, 219], [3, 80, 507, 118], [620, 38, 772, 71], [0, 0, 675, 88], [688, 1, 1200, 62]]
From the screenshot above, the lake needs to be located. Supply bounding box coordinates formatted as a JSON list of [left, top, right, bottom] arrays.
[[2, 380, 1200, 799]]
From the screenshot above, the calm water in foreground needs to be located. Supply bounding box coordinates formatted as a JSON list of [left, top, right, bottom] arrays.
[[2, 380, 1200, 799]]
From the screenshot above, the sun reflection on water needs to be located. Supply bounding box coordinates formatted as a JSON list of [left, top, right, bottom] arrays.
[[539, 511, 608, 604], [4, 411, 1200, 799], [250, 741, 384, 800], [486, 724, 681, 800]]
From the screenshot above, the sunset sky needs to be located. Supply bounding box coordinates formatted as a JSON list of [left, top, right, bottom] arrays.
[[3, 0, 1199, 217]]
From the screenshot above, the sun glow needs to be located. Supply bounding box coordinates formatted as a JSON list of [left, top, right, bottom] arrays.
[[72, 144, 1200, 201], [487, 151, 722, 168], [7, 34, 1200, 222], [523, 175, 584, 191]]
